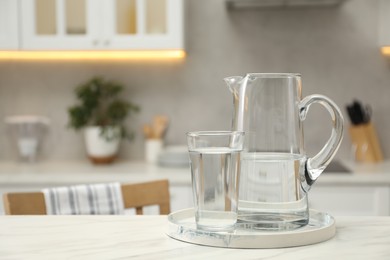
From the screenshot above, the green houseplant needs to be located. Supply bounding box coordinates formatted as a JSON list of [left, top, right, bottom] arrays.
[[68, 77, 139, 164]]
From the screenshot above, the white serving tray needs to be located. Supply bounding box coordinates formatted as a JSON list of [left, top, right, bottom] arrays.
[[167, 208, 336, 249]]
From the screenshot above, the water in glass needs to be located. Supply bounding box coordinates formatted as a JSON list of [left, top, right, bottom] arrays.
[[190, 147, 241, 231]]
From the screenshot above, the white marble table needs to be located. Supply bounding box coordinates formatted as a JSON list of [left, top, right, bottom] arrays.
[[0, 215, 389, 259]]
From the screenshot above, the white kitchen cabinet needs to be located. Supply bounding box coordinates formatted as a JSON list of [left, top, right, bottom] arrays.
[[169, 185, 193, 212], [20, 0, 100, 50], [1, 161, 389, 217], [2, 182, 389, 216], [101, 0, 183, 50], [19, 0, 183, 50], [309, 185, 390, 216], [0, 0, 19, 49]]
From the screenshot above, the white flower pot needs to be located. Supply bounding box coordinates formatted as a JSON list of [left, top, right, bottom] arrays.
[[84, 126, 121, 164]]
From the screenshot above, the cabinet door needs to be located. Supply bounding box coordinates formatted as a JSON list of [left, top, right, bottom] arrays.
[[101, 0, 184, 50], [20, 0, 100, 50], [170, 185, 193, 212], [309, 185, 390, 216], [0, 0, 19, 49]]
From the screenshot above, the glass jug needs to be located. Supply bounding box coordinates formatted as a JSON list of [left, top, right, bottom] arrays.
[[225, 73, 344, 230]]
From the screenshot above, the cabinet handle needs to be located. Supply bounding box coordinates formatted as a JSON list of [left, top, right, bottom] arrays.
[[104, 40, 110, 46], [93, 40, 99, 46]]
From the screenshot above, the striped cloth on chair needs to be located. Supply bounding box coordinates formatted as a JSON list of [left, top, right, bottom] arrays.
[[42, 182, 125, 215]]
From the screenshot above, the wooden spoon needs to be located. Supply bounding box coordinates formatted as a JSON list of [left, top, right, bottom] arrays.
[[143, 124, 153, 139], [152, 115, 169, 139]]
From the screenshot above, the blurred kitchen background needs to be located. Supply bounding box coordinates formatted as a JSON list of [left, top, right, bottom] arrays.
[[0, 0, 389, 162]]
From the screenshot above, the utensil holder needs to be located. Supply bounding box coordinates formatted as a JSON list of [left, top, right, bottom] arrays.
[[348, 122, 383, 163], [145, 139, 163, 164]]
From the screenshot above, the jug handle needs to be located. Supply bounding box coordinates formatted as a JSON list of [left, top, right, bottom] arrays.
[[299, 94, 344, 192]]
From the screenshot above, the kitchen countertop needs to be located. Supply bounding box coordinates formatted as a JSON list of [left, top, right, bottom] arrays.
[[0, 215, 389, 259], [0, 160, 192, 186], [0, 160, 389, 186]]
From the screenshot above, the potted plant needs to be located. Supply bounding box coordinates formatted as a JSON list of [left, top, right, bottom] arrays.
[[68, 77, 139, 164]]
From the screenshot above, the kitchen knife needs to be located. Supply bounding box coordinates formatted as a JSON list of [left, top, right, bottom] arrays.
[[346, 104, 360, 125], [348, 100, 371, 125]]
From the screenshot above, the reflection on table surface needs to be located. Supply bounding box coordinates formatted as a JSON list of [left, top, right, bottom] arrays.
[[0, 215, 389, 259]]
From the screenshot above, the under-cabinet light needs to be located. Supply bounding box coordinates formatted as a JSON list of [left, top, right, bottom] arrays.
[[0, 50, 186, 61], [381, 47, 390, 56]]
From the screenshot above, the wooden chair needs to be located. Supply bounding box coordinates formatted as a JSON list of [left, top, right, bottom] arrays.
[[3, 180, 170, 215]]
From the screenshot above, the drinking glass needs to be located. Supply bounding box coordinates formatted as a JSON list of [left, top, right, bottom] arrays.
[[187, 131, 245, 231]]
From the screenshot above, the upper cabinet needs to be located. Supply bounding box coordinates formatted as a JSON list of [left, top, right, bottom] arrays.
[[101, 0, 183, 49], [3, 0, 184, 51], [0, 0, 19, 49], [20, 0, 100, 50]]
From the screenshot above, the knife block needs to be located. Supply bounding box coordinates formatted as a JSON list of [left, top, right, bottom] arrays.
[[348, 123, 383, 163]]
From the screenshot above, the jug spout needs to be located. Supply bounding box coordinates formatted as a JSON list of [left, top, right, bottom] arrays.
[[225, 76, 245, 132], [224, 76, 243, 94]]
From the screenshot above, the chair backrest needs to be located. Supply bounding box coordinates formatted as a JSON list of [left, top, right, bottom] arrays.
[[3, 180, 170, 215]]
